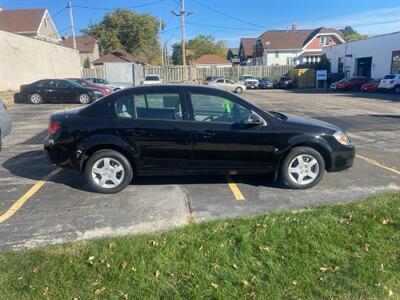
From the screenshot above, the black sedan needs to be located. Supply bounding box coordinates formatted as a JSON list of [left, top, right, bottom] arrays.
[[44, 85, 355, 193], [20, 79, 105, 104]]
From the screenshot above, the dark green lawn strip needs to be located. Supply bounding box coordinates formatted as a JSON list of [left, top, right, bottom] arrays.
[[0, 193, 399, 299]]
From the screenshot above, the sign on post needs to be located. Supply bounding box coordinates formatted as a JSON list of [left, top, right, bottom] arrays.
[[316, 70, 327, 80], [316, 70, 328, 89]]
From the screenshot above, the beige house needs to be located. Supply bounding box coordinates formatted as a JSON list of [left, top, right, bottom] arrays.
[[0, 8, 60, 43], [61, 35, 100, 67]]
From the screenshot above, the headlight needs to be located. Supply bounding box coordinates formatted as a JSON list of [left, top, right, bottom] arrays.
[[333, 130, 351, 145]]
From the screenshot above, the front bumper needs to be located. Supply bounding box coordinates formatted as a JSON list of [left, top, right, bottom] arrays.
[[327, 145, 355, 172]]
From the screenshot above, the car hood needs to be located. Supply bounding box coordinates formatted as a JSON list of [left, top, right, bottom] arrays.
[[275, 112, 340, 133]]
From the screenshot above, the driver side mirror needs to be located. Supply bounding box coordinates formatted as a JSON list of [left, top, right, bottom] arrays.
[[246, 113, 265, 126]]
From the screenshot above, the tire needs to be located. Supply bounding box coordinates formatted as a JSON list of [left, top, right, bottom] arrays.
[[78, 93, 91, 104], [30, 93, 43, 104], [394, 86, 400, 94], [281, 147, 325, 189], [85, 149, 133, 194], [235, 86, 243, 93]]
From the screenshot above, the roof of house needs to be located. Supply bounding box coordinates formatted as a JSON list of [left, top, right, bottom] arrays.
[[195, 54, 230, 65], [228, 48, 239, 56], [257, 27, 344, 50], [240, 38, 256, 57], [0, 8, 46, 33], [93, 49, 146, 64], [61, 35, 97, 53]]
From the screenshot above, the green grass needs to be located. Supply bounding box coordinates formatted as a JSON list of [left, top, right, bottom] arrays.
[[1, 193, 400, 299]]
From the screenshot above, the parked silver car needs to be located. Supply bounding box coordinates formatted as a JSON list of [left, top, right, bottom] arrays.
[[85, 77, 132, 92], [0, 99, 12, 151], [208, 78, 247, 93]]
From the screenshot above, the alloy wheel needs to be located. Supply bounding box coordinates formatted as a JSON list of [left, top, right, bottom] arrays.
[[288, 154, 320, 185], [30, 93, 42, 104], [91, 157, 125, 189], [79, 94, 91, 104]]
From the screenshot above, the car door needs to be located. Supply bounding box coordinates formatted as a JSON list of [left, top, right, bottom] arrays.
[[55, 80, 77, 102], [41, 80, 58, 101], [186, 87, 278, 174], [113, 87, 192, 174]]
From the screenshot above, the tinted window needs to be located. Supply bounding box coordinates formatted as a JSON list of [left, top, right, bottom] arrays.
[[216, 79, 225, 83], [145, 76, 160, 81], [384, 75, 395, 79], [115, 93, 183, 120], [190, 93, 251, 124], [56, 80, 70, 88]]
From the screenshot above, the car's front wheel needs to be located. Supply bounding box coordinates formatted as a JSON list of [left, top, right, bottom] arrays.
[[85, 149, 133, 194], [281, 147, 325, 189]]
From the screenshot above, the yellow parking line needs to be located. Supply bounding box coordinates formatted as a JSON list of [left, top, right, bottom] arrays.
[[0, 168, 62, 223], [225, 175, 245, 200], [356, 154, 400, 176]]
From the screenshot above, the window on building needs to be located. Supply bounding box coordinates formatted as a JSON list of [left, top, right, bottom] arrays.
[[391, 51, 400, 74], [319, 36, 329, 46], [338, 57, 344, 73], [275, 51, 279, 58]]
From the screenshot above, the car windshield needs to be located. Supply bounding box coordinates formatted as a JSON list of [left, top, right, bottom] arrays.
[[145, 76, 160, 81], [281, 77, 291, 81], [243, 76, 254, 80], [67, 80, 83, 88], [384, 75, 395, 79]]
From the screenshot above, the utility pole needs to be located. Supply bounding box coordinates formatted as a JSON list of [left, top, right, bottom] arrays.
[[159, 17, 164, 66], [172, 1, 192, 66], [68, 1, 77, 49], [180, 0, 186, 66]]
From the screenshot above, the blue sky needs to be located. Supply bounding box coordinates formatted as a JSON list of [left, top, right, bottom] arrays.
[[2, 0, 400, 49]]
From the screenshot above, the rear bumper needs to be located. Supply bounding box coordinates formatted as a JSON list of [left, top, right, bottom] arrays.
[[44, 137, 76, 168], [327, 145, 355, 172]]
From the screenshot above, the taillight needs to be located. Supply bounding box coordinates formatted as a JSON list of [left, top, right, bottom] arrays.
[[104, 88, 111, 94], [49, 121, 60, 135]]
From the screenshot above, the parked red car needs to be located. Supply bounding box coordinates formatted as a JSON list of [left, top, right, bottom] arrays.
[[66, 78, 112, 95], [335, 76, 368, 91], [361, 80, 380, 93]]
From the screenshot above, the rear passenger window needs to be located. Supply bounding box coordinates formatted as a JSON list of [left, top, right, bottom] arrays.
[[115, 93, 183, 120]]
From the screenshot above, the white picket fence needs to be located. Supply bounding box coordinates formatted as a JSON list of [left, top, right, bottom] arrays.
[[82, 64, 293, 83]]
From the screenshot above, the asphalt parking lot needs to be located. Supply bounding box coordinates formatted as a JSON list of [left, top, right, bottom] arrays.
[[1, 90, 399, 250]]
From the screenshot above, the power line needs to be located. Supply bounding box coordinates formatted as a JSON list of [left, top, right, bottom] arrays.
[[191, 0, 265, 29], [73, 0, 165, 11], [186, 21, 262, 31]]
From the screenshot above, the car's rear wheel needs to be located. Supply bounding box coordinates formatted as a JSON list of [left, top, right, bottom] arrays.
[[85, 149, 133, 194], [281, 147, 325, 189], [78, 93, 91, 104], [235, 86, 243, 93], [30, 93, 43, 104]]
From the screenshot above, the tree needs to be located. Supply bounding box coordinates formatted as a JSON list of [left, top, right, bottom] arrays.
[[317, 54, 331, 72], [171, 35, 227, 65], [83, 56, 91, 69], [84, 9, 162, 65], [340, 26, 368, 41]]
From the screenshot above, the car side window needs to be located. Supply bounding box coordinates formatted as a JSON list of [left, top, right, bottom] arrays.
[[115, 92, 183, 120], [216, 79, 224, 83], [56, 81, 69, 88], [190, 93, 252, 124]]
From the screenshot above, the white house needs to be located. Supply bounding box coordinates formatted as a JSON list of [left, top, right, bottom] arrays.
[[254, 25, 345, 66], [323, 31, 400, 79]]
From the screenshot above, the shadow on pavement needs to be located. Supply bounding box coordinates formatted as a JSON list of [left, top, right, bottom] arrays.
[[2, 150, 284, 194]]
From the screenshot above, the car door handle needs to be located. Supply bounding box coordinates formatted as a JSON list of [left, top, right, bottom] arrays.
[[202, 130, 215, 138]]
